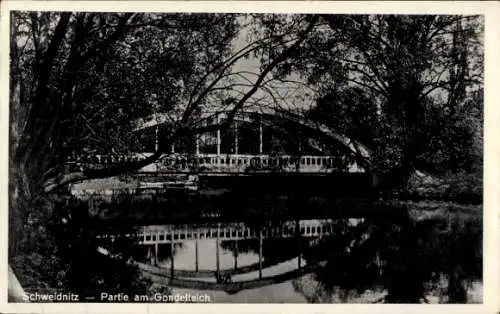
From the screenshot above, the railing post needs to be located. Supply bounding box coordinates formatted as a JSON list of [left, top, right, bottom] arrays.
[[234, 120, 238, 155], [296, 219, 302, 269], [216, 223, 221, 278], [216, 113, 221, 156], [154, 242, 159, 266], [170, 230, 175, 279], [195, 230, 199, 272], [155, 125, 159, 152], [147, 246, 152, 264], [259, 227, 263, 280], [234, 240, 238, 270], [195, 134, 200, 155]]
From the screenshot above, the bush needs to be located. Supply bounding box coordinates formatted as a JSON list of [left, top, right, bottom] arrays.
[[402, 172, 482, 204]]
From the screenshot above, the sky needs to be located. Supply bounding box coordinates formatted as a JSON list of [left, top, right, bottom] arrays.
[[135, 13, 317, 130], [222, 14, 317, 113]]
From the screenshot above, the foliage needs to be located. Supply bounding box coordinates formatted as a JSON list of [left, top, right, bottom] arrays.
[[10, 221, 67, 295], [10, 12, 238, 197], [402, 171, 483, 204], [274, 15, 483, 183]]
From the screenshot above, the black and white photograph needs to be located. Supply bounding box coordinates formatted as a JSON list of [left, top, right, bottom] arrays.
[[2, 1, 496, 312]]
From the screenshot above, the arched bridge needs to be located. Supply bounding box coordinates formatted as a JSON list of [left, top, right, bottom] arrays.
[[73, 109, 372, 176]]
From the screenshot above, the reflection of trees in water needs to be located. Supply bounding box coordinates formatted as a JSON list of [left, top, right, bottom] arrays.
[[433, 215, 482, 303], [298, 207, 482, 303], [304, 218, 382, 301], [215, 204, 482, 304]]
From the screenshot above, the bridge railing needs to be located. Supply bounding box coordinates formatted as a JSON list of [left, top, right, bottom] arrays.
[[96, 219, 364, 244], [69, 153, 361, 173]]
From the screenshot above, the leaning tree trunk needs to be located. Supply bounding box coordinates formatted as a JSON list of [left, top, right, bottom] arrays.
[[8, 167, 23, 259], [7, 158, 35, 303], [8, 265, 27, 302], [8, 159, 37, 258]]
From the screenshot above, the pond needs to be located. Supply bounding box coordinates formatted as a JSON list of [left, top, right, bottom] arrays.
[[52, 175, 483, 304], [93, 206, 482, 304]]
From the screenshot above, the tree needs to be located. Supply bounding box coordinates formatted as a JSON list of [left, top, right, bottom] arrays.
[[9, 11, 319, 295], [274, 14, 484, 186], [10, 11, 229, 260]]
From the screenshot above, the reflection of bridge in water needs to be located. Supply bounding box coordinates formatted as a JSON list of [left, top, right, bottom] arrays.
[[98, 219, 357, 243], [97, 219, 365, 292]]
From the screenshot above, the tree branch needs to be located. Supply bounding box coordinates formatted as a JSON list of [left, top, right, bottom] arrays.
[[180, 40, 268, 125], [43, 16, 320, 192], [222, 16, 319, 128], [80, 13, 134, 63], [19, 12, 72, 164]]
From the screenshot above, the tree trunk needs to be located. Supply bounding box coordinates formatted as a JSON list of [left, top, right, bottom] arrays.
[[8, 190, 23, 258], [8, 265, 27, 302], [8, 162, 31, 260]]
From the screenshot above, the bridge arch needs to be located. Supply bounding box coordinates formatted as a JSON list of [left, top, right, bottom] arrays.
[[132, 109, 372, 171]]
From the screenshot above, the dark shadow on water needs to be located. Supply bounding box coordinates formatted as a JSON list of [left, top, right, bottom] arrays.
[[46, 196, 160, 301]]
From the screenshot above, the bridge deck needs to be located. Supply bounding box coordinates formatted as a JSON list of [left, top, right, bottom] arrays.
[[97, 219, 362, 244], [71, 153, 365, 174]]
